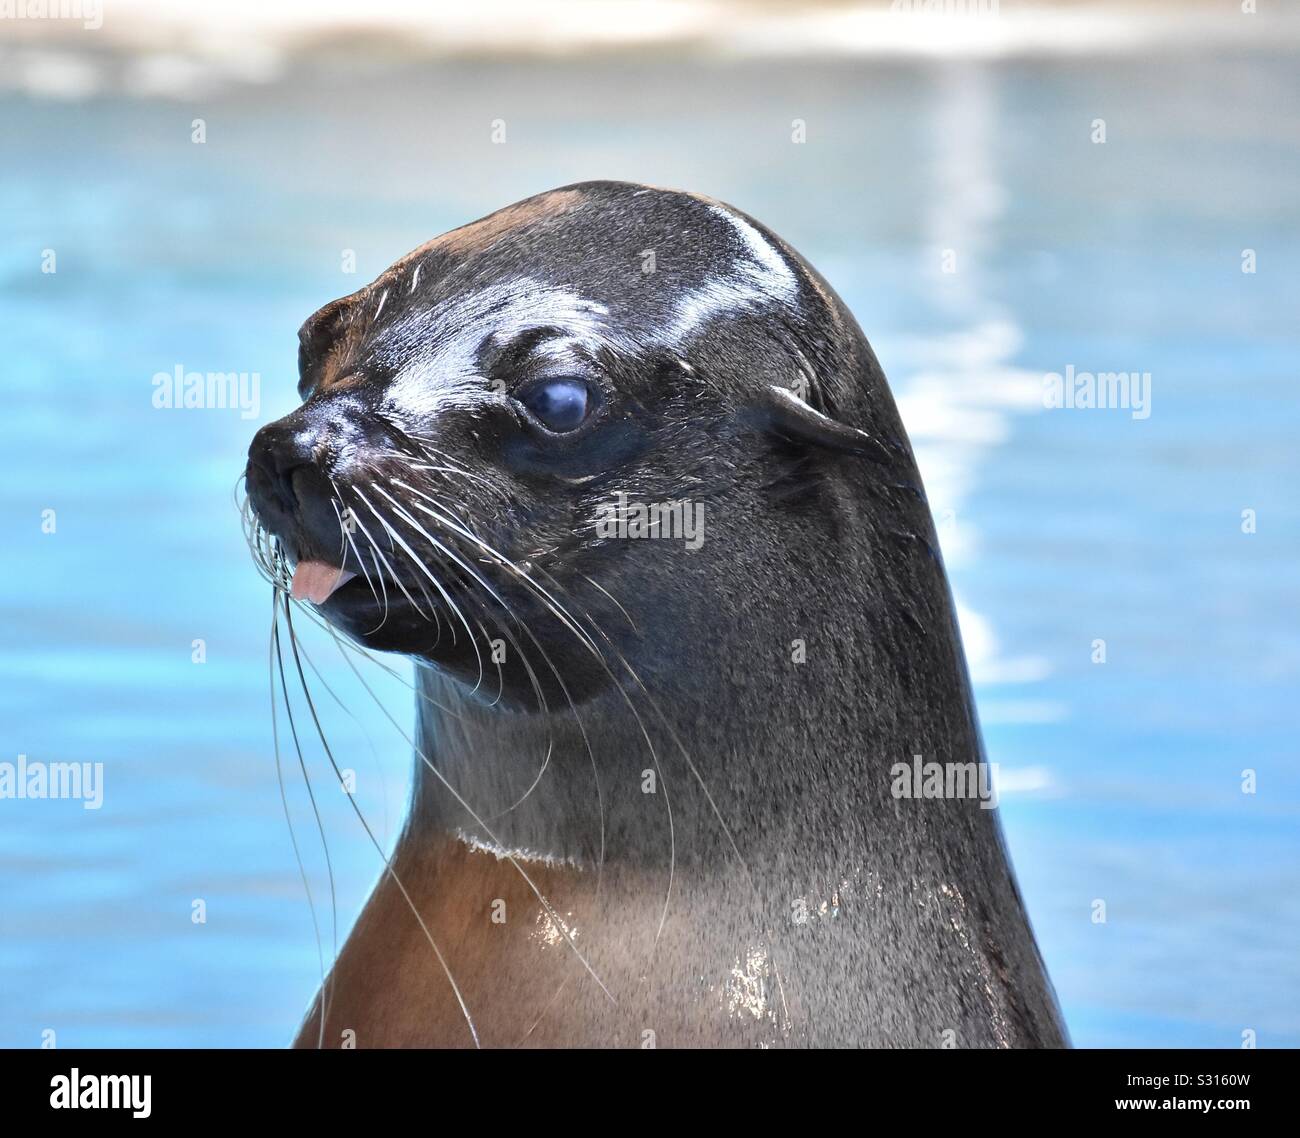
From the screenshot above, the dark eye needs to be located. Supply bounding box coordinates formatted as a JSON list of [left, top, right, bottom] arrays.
[[518, 377, 592, 433]]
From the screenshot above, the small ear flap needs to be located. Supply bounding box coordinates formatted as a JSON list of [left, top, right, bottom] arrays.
[[758, 384, 896, 464], [297, 293, 362, 398]]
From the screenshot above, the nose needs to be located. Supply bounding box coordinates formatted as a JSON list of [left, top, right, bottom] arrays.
[[246, 413, 319, 518], [243, 406, 352, 551]]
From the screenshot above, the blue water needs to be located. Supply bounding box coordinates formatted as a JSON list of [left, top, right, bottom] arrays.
[[1, 46, 1297, 1047]]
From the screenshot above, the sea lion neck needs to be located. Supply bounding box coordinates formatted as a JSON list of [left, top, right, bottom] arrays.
[[401, 554, 975, 876], [302, 586, 1068, 1048]]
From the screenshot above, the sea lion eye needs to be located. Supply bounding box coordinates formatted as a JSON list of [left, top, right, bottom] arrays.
[[518, 376, 591, 433]]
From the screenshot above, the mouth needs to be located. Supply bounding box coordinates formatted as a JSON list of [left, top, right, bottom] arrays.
[[289, 559, 360, 605], [244, 486, 615, 709]]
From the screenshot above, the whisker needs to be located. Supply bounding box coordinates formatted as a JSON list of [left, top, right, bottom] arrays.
[[243, 462, 635, 1015], [390, 479, 604, 660], [346, 506, 436, 623], [363, 483, 576, 830], [337, 610, 617, 1004], [539, 565, 789, 1024], [267, 594, 328, 1050], [376, 481, 602, 862], [363, 484, 488, 691], [328, 489, 389, 636], [580, 573, 639, 634], [515, 974, 572, 1048], [285, 596, 470, 724], [526, 563, 676, 948], [292, 619, 393, 846], [283, 600, 482, 1048], [271, 592, 339, 1049]]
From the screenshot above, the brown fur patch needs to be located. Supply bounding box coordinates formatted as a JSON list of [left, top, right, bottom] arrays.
[[429, 188, 585, 257], [299, 189, 586, 393]]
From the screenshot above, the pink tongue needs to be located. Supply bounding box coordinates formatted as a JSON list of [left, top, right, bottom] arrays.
[[290, 560, 358, 604]]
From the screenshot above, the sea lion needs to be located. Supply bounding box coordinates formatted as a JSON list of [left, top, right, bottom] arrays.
[[243, 180, 1067, 1048]]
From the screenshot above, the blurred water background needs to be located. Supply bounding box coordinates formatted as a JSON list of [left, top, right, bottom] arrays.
[[1, 1, 1297, 1047]]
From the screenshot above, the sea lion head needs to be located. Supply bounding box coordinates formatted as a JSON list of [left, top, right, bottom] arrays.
[[243, 180, 918, 710]]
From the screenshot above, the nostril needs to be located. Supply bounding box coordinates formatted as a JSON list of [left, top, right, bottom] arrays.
[[247, 419, 318, 515], [268, 444, 311, 480], [289, 464, 330, 508], [273, 457, 310, 499]]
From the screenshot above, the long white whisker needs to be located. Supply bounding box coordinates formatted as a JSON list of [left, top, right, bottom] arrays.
[[328, 489, 388, 636], [376, 482, 602, 866], [526, 564, 676, 948], [364, 485, 495, 691], [357, 486, 484, 662], [347, 506, 435, 622], [268, 594, 328, 1050], [538, 565, 787, 1020], [391, 480, 604, 660], [581, 573, 639, 634], [283, 601, 481, 1048], [271, 592, 339, 1048], [332, 624, 616, 1004], [292, 620, 393, 846]]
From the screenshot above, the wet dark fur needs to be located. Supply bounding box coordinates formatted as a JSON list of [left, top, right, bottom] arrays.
[[245, 181, 1068, 1048]]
